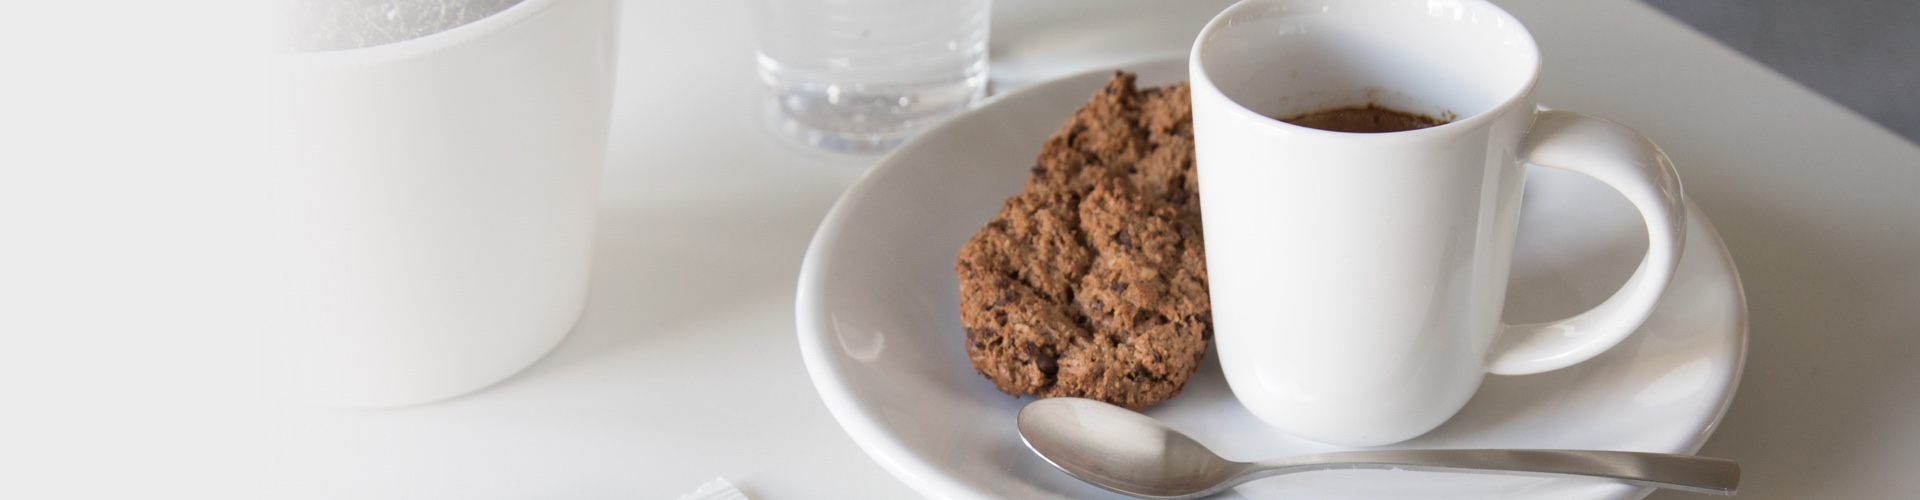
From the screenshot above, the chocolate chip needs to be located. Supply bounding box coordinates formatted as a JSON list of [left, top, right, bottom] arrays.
[[1178, 224, 1194, 240], [1034, 352, 1058, 377], [1109, 282, 1129, 294], [1116, 230, 1132, 248], [1131, 367, 1150, 384], [1031, 165, 1047, 176]]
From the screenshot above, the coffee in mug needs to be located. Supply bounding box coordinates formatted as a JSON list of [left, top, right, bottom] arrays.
[[1191, 0, 1686, 446], [1278, 104, 1450, 133]]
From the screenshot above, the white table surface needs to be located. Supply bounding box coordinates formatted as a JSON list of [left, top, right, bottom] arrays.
[[263, 0, 1920, 498]]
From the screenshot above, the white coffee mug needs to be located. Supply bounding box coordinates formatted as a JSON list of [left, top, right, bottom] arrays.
[[272, 0, 621, 408], [1191, 0, 1685, 446]]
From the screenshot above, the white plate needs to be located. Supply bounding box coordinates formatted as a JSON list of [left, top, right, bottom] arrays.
[[796, 58, 1747, 500]]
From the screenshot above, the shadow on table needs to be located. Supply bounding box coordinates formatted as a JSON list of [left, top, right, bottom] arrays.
[[495, 180, 850, 390]]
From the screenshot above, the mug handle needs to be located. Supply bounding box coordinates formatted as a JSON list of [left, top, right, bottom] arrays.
[[1487, 110, 1687, 375]]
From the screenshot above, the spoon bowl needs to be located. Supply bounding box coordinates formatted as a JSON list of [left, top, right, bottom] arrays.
[[1017, 398, 1739, 499]]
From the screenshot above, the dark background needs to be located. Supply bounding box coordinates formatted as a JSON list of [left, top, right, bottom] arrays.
[[1643, 0, 1920, 143]]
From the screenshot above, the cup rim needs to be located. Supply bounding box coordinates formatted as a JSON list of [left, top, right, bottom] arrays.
[[1189, 0, 1542, 140], [275, 0, 568, 68]]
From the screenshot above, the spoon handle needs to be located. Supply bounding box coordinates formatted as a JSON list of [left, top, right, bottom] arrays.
[[1248, 449, 1739, 495]]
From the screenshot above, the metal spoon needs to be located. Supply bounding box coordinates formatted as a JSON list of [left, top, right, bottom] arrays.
[[1017, 397, 1739, 498]]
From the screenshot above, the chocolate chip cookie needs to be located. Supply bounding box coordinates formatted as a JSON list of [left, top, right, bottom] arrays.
[[956, 72, 1212, 410]]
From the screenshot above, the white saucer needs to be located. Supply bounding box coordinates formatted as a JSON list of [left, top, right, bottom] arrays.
[[796, 58, 1747, 500]]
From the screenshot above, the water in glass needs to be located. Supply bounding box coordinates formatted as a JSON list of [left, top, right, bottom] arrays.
[[752, 0, 991, 153]]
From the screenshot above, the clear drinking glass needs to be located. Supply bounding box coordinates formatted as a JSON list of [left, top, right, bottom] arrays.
[[750, 0, 992, 153]]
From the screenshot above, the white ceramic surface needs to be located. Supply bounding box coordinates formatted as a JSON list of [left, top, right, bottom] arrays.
[[271, 0, 622, 408], [796, 58, 1745, 500], [1190, 0, 1687, 446]]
